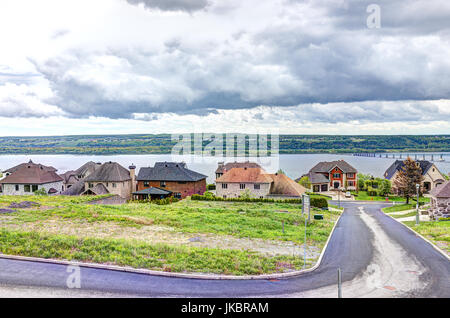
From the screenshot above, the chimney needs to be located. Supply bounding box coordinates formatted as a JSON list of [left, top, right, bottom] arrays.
[[129, 164, 136, 193]]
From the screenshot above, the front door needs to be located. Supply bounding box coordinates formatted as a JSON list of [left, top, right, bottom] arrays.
[[333, 182, 340, 189]]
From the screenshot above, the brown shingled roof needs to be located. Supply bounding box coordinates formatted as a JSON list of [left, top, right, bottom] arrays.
[[269, 173, 307, 197], [216, 168, 272, 183], [216, 161, 262, 174], [3, 160, 57, 174], [430, 181, 450, 198], [1, 163, 63, 185]]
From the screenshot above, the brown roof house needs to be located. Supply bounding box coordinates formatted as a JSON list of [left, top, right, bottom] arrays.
[[216, 167, 306, 199], [428, 181, 450, 220], [135, 162, 207, 199], [297, 160, 358, 192], [0, 161, 64, 195], [82, 161, 135, 199], [215, 161, 262, 179]]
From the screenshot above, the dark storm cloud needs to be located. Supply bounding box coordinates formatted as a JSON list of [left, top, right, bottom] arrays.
[[24, 0, 450, 121], [126, 0, 209, 12]]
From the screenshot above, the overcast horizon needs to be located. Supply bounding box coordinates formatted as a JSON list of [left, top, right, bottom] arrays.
[[1, 0, 449, 136]]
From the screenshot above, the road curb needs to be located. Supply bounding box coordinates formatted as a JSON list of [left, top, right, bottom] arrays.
[[383, 211, 450, 262], [0, 212, 344, 281]]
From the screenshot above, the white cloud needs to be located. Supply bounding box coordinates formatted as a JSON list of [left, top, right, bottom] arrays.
[[0, 0, 449, 134]]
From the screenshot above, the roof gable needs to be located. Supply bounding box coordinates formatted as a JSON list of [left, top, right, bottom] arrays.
[[137, 162, 207, 182], [216, 161, 262, 174], [309, 160, 357, 174], [216, 167, 272, 183], [430, 181, 450, 198]]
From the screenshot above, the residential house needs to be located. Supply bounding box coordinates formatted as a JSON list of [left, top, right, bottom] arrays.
[[82, 161, 135, 199], [384, 160, 446, 193], [136, 162, 207, 199], [2, 160, 57, 178], [215, 161, 262, 179], [215, 167, 306, 199], [0, 161, 64, 195], [59, 161, 101, 192], [428, 181, 450, 220], [297, 160, 358, 192]]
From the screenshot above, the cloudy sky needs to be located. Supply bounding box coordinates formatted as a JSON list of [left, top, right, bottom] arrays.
[[0, 0, 449, 136]]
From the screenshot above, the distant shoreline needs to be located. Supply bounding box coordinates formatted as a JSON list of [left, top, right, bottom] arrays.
[[0, 134, 449, 155]]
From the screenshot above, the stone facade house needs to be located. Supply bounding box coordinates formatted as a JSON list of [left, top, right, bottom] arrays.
[[385, 160, 446, 194], [0, 161, 64, 195], [82, 161, 135, 199], [428, 181, 450, 220], [136, 162, 207, 199], [216, 167, 306, 199], [59, 161, 101, 192], [297, 160, 358, 192]]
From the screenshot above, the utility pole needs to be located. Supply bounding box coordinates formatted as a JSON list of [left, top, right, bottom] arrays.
[[416, 184, 420, 225]]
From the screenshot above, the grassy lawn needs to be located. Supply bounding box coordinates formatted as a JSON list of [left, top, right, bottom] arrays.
[[354, 191, 430, 203], [382, 204, 416, 213], [403, 220, 450, 256], [0, 195, 342, 275]]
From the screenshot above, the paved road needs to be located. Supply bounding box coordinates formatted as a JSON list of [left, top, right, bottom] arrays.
[[0, 202, 449, 297]]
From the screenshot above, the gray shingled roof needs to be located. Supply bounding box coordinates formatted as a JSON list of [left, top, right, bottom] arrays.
[[75, 161, 100, 176], [60, 179, 86, 196], [309, 160, 357, 174], [137, 162, 207, 182], [84, 162, 131, 182], [133, 187, 172, 195], [384, 160, 433, 180], [83, 183, 110, 195], [3, 160, 57, 174]]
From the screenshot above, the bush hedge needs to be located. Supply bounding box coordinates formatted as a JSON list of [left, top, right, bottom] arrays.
[[191, 194, 328, 208]]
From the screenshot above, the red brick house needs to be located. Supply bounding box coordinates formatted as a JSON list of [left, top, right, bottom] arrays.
[[297, 160, 358, 192], [136, 162, 207, 199]]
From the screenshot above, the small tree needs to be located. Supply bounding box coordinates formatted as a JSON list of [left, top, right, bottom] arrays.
[[378, 179, 392, 196], [357, 173, 371, 191], [298, 176, 311, 189], [276, 169, 285, 175], [393, 158, 424, 204]]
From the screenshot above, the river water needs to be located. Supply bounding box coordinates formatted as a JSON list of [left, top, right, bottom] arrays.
[[0, 153, 449, 184]]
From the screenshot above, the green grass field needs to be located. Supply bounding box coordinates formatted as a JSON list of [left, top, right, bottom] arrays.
[[354, 191, 430, 203], [403, 220, 450, 255], [0, 195, 342, 275]]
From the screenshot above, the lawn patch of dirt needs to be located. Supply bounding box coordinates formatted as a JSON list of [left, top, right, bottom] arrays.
[[0, 218, 321, 259]]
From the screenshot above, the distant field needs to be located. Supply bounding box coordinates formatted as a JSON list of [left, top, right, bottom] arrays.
[[0, 134, 449, 155], [0, 196, 341, 275]]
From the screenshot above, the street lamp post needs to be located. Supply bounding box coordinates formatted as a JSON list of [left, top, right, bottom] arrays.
[[416, 184, 420, 225]]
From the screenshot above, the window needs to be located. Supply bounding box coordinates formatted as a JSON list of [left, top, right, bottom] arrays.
[[143, 181, 149, 187], [89, 183, 94, 189], [32, 185, 38, 192], [347, 173, 355, 178], [333, 173, 341, 178], [223, 195, 227, 199], [160, 181, 166, 188], [348, 181, 355, 187], [15, 185, 19, 191], [24, 185, 31, 192], [254, 184, 260, 190], [221, 183, 228, 189], [112, 183, 117, 188], [240, 184, 246, 190]]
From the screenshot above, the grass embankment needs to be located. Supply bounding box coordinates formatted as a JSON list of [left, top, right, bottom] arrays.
[[354, 191, 430, 203], [383, 204, 416, 213], [403, 220, 450, 256], [0, 196, 341, 275]]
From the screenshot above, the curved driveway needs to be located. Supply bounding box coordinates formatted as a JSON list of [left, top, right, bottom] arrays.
[[0, 202, 449, 297]]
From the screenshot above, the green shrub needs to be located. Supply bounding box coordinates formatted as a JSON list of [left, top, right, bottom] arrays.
[[310, 197, 328, 208]]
